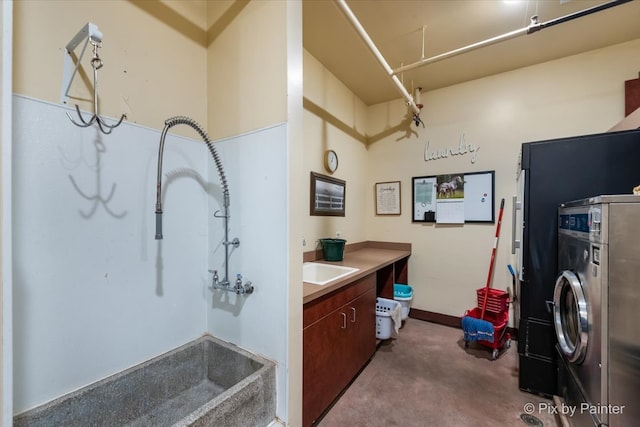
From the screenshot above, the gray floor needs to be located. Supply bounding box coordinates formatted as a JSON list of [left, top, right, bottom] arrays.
[[318, 319, 559, 427]]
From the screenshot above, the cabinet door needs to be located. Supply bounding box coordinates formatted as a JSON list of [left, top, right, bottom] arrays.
[[303, 306, 351, 426], [303, 274, 376, 426], [344, 287, 376, 378]]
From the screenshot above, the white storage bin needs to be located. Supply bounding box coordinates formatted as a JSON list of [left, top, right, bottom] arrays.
[[395, 297, 412, 320], [376, 297, 401, 340]]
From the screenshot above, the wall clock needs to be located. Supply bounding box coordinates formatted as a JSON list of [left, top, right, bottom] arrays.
[[324, 149, 338, 174]]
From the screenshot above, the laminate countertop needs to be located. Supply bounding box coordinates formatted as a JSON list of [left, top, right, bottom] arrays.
[[303, 245, 411, 304]]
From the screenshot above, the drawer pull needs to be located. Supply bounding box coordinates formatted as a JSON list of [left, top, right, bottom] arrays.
[[341, 312, 347, 329], [350, 307, 356, 323]]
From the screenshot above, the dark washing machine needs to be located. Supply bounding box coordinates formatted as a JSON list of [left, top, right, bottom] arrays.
[[555, 195, 640, 427]]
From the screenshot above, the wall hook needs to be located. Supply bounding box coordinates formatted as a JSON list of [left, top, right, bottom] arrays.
[[61, 22, 126, 135]]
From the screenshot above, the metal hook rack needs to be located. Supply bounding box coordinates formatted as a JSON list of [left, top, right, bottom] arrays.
[[61, 22, 126, 134]]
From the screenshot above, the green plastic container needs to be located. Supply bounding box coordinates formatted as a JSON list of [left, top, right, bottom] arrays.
[[319, 238, 346, 261]]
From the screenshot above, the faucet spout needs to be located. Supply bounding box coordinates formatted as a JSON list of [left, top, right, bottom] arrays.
[[155, 116, 229, 241], [155, 211, 163, 240], [155, 125, 172, 240]]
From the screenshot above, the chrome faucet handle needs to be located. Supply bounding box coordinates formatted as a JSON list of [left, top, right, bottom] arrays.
[[208, 269, 219, 284], [244, 281, 254, 294]]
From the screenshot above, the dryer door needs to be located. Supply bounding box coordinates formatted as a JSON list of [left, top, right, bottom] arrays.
[[553, 270, 588, 364]]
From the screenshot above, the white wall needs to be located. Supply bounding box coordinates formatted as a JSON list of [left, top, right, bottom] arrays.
[[365, 39, 640, 320], [12, 96, 209, 412], [12, 78, 293, 427], [205, 123, 288, 419]]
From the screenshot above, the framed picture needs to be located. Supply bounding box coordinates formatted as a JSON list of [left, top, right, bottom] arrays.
[[375, 181, 401, 215], [310, 172, 346, 216]]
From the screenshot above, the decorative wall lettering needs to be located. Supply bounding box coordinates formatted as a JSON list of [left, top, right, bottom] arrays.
[[424, 133, 480, 164]]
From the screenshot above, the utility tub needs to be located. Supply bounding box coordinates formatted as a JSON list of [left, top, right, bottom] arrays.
[[14, 335, 276, 427], [303, 262, 359, 286]]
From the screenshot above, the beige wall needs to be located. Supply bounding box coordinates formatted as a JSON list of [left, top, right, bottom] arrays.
[[365, 39, 640, 319], [303, 50, 369, 249], [285, 3, 304, 424], [206, 0, 288, 140], [304, 38, 640, 321], [13, 0, 208, 137], [0, 2, 8, 421]]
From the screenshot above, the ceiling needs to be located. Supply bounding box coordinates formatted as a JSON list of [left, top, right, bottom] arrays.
[[303, 0, 640, 106]]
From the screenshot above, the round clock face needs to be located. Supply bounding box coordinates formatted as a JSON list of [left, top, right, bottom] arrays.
[[325, 150, 338, 173]]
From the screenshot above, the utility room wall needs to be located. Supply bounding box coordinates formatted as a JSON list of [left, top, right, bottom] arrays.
[[11, 0, 207, 414], [12, 1, 297, 423], [302, 50, 369, 249], [365, 39, 640, 321], [12, 95, 209, 413]]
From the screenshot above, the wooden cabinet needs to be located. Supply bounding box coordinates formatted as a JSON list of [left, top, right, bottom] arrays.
[[303, 274, 376, 426]]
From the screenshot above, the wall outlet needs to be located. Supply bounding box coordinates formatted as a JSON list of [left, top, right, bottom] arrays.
[[336, 231, 341, 237]]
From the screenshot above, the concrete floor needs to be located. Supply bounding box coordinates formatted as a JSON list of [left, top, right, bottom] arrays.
[[318, 319, 560, 427]]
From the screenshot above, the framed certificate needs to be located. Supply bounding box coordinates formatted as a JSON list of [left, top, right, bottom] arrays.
[[375, 181, 401, 215]]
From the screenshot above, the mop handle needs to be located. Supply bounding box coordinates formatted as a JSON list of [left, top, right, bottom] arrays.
[[481, 198, 505, 320]]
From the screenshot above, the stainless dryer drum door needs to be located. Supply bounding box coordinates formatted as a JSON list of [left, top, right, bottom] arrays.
[[553, 270, 588, 364]]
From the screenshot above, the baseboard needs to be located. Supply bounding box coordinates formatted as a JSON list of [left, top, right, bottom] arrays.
[[409, 308, 461, 328], [409, 308, 518, 340]]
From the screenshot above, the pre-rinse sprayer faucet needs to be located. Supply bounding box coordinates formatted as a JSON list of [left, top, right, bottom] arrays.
[[155, 116, 253, 295]]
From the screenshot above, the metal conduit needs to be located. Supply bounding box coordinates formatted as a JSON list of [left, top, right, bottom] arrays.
[[393, 0, 633, 76], [335, 0, 421, 116]]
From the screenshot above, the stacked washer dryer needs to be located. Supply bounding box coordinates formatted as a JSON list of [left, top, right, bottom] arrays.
[[555, 195, 640, 427]]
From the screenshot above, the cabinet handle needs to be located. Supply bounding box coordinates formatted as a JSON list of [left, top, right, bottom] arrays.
[[350, 307, 356, 323], [341, 312, 347, 329]]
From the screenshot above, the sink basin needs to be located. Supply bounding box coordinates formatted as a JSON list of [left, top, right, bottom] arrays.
[[303, 262, 359, 286]]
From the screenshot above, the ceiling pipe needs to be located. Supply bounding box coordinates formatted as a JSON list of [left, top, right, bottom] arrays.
[[393, 0, 632, 76], [334, 0, 422, 116], [533, 0, 632, 31]]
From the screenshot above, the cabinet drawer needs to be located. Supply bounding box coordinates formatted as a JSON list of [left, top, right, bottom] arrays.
[[303, 273, 376, 329]]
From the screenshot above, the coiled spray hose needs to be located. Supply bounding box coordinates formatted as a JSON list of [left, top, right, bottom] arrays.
[[155, 116, 229, 239]]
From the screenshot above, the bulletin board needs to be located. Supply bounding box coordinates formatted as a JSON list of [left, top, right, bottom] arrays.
[[412, 170, 495, 223]]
